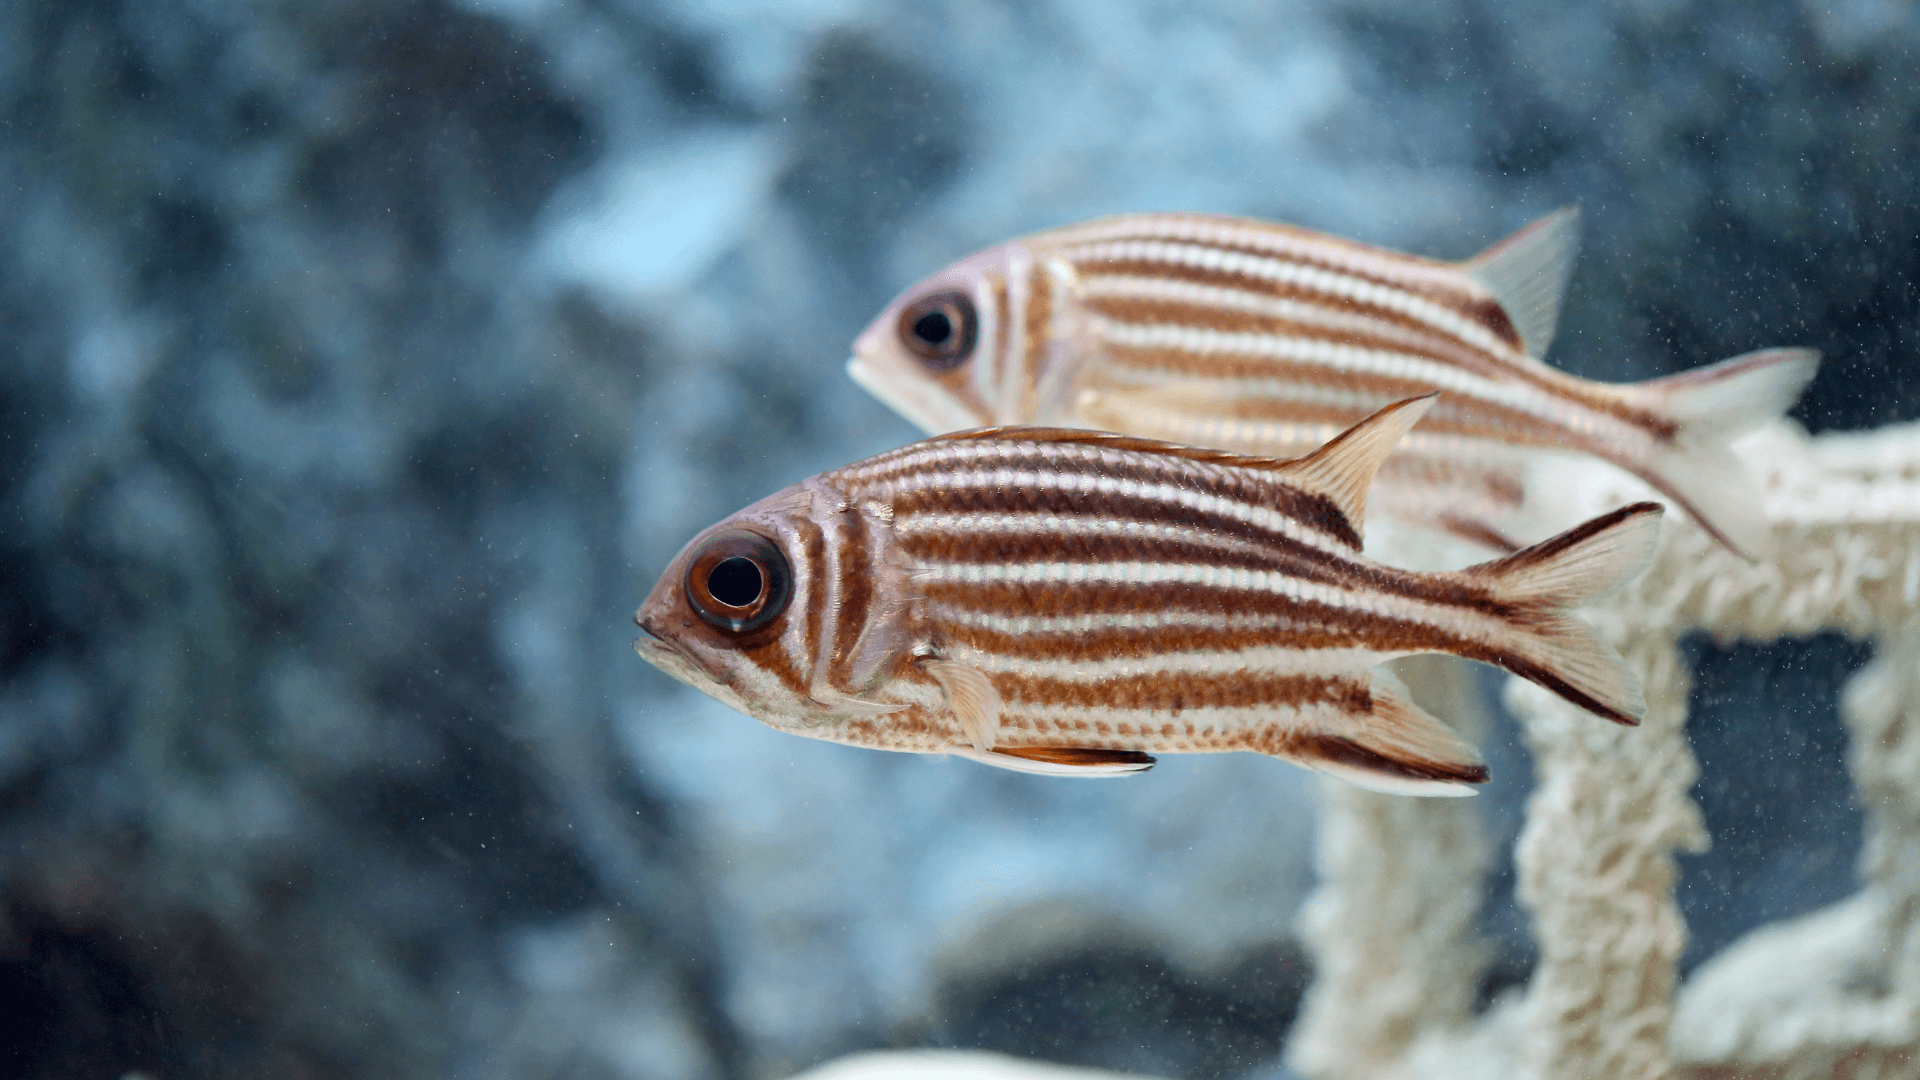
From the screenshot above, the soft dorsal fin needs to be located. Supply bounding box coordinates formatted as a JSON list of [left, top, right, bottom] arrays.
[[1462, 206, 1580, 358], [1273, 394, 1438, 533]]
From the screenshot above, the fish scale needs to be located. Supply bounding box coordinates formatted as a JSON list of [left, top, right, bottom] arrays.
[[635, 397, 1665, 794]]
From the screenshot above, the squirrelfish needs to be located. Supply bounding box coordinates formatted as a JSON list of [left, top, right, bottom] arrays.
[[848, 208, 1817, 554], [633, 397, 1662, 795]]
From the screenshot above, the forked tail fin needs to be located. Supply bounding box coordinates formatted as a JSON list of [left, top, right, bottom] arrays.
[[1464, 501, 1665, 725], [1626, 347, 1820, 557]]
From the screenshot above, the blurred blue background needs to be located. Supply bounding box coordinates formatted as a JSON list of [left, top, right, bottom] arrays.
[[0, 1, 1914, 1077]]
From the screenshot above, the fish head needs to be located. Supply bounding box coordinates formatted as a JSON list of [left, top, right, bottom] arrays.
[[849, 240, 1090, 434], [633, 483, 833, 731]]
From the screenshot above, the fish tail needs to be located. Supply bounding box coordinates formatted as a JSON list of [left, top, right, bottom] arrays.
[[1466, 501, 1666, 725], [1625, 347, 1820, 556]]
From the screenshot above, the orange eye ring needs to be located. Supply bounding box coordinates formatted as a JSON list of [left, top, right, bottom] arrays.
[[897, 290, 977, 372], [685, 530, 791, 635]]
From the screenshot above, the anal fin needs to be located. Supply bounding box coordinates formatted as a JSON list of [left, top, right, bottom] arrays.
[[1289, 672, 1488, 797], [951, 745, 1156, 777]]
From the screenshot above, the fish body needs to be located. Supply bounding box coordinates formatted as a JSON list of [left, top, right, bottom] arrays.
[[848, 208, 1817, 554], [634, 398, 1663, 795]]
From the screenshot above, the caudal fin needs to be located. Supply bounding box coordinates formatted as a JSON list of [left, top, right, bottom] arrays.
[[1464, 501, 1665, 725], [1626, 347, 1820, 557]]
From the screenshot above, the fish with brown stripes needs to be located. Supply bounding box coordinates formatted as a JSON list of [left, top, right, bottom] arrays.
[[632, 397, 1662, 795], [847, 207, 1817, 555]]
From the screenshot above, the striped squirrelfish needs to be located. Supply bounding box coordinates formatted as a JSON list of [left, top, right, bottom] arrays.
[[847, 208, 1818, 555], [632, 397, 1662, 795]]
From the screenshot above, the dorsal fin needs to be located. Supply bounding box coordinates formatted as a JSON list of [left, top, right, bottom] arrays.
[[1272, 395, 1438, 533], [1462, 206, 1580, 358]]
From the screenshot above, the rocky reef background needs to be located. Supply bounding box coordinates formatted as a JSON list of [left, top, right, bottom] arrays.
[[0, 1, 1914, 1078]]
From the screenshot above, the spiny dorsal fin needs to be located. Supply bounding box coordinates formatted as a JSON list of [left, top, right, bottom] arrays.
[[1273, 394, 1438, 534], [1463, 206, 1581, 358]]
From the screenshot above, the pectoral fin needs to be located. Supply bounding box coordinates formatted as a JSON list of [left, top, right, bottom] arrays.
[[922, 659, 1003, 752], [951, 745, 1156, 777], [809, 684, 910, 716]]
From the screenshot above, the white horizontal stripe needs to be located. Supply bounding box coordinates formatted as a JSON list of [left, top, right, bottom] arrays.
[[886, 464, 1359, 555], [1035, 215, 1468, 295], [941, 606, 1305, 636], [1055, 238, 1515, 359], [954, 644, 1388, 683]]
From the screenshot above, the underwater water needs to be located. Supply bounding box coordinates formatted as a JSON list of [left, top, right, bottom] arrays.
[[0, 0, 1915, 1077]]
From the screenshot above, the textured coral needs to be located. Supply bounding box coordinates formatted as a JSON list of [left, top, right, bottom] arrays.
[[1287, 658, 1494, 1080], [1284, 418, 1920, 1080]]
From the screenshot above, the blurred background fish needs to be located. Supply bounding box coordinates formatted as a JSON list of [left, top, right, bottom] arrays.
[[849, 209, 1818, 555]]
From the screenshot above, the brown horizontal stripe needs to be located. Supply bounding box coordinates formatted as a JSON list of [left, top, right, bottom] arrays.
[[925, 590, 1467, 658], [891, 503, 1361, 578], [895, 527, 1352, 583], [994, 671, 1361, 712]]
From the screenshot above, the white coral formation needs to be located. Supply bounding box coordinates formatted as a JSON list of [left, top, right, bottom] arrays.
[[1288, 418, 1920, 1080], [1287, 658, 1494, 1080]]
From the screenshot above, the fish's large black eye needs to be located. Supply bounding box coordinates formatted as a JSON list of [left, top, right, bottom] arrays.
[[686, 530, 792, 636], [897, 290, 977, 372]]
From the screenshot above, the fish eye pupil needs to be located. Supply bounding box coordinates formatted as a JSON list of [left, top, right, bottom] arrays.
[[913, 311, 953, 346], [897, 290, 976, 371], [686, 530, 791, 636], [707, 557, 763, 607]]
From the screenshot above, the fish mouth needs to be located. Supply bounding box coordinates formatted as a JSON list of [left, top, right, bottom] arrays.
[[631, 619, 703, 684], [846, 354, 969, 436]]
